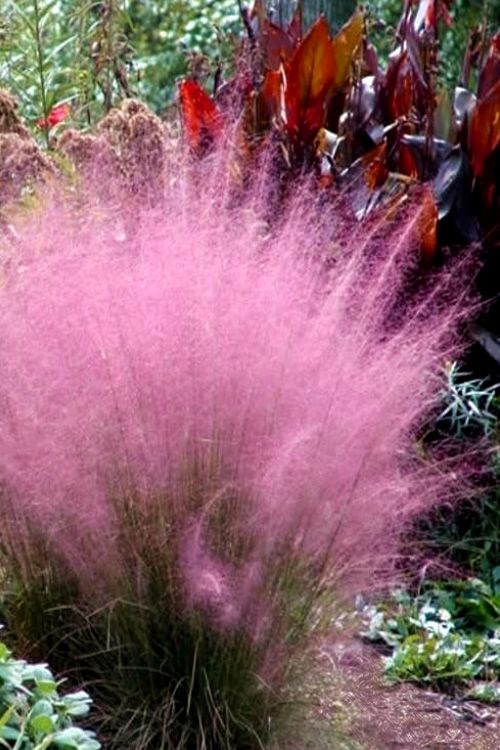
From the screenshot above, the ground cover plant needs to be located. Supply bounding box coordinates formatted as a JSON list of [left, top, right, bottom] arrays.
[[0, 633, 100, 749], [361, 579, 500, 699]]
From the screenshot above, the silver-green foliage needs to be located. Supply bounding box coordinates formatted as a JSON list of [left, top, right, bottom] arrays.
[[361, 579, 500, 695], [0, 635, 100, 749], [438, 361, 499, 439]]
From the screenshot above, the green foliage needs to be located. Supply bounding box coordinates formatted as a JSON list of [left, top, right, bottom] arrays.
[[0, 0, 134, 132], [414, 361, 500, 592], [0, 0, 242, 122], [361, 580, 500, 694], [129, 0, 241, 112], [1, 0, 74, 137], [0, 634, 100, 749]]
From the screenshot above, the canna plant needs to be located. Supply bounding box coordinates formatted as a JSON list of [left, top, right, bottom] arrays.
[[179, 0, 499, 261]]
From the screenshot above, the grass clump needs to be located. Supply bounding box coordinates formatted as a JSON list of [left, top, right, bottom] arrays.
[[1, 465, 340, 750], [0, 144, 468, 747]]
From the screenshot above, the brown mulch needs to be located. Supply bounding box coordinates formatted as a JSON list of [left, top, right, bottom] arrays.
[[327, 638, 500, 750]]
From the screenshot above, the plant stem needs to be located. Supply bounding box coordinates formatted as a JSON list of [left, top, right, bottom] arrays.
[[32, 0, 50, 148]]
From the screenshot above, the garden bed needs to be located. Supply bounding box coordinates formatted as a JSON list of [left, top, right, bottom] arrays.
[[333, 637, 500, 749]]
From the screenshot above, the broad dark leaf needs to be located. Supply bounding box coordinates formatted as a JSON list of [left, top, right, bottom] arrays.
[[287, 2, 303, 42], [261, 20, 295, 70], [419, 185, 438, 263], [283, 17, 335, 143], [406, 21, 426, 88], [433, 145, 465, 220], [401, 134, 453, 168], [385, 51, 414, 120], [256, 69, 281, 126], [363, 41, 379, 77], [469, 79, 500, 177], [478, 32, 500, 100], [433, 145, 479, 242], [363, 142, 389, 190]]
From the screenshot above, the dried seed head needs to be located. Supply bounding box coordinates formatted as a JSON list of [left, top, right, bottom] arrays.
[[0, 90, 31, 139], [0, 133, 54, 207], [97, 99, 169, 204]]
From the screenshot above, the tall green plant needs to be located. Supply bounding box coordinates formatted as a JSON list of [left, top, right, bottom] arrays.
[[0, 0, 135, 135], [0, 0, 76, 140]]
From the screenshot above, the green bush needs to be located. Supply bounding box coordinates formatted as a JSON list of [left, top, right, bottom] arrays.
[[127, 0, 241, 111]]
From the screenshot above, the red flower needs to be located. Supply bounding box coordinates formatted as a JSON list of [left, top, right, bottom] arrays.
[[36, 103, 71, 130]]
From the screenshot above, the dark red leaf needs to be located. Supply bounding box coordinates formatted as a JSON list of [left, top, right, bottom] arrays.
[[261, 20, 294, 70], [419, 186, 438, 263], [363, 142, 389, 190], [287, 2, 303, 43], [283, 11, 363, 145], [399, 141, 420, 178], [469, 79, 500, 177], [478, 32, 500, 100], [386, 52, 414, 120], [283, 17, 336, 143], [256, 69, 282, 125]]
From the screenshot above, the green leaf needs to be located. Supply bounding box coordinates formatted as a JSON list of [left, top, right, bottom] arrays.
[[35, 680, 58, 696], [30, 699, 55, 718], [30, 713, 55, 734], [0, 706, 15, 733], [0, 726, 21, 741]]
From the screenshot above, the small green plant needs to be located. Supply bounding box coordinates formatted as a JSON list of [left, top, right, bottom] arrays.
[[466, 682, 500, 702], [361, 579, 500, 696], [0, 631, 100, 749], [437, 361, 499, 439]]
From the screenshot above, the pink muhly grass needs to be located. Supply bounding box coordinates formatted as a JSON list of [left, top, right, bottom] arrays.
[[0, 166, 465, 599], [0, 149, 470, 747]]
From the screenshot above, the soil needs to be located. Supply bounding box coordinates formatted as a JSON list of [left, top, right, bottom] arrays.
[[329, 637, 500, 750]]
